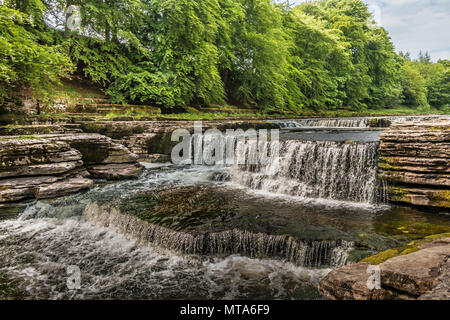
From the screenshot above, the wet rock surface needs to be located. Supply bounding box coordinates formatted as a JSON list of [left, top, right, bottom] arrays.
[[379, 119, 450, 209]]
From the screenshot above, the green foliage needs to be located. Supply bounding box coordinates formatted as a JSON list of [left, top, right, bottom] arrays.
[[284, 8, 352, 111], [401, 61, 429, 110], [1, 0, 448, 114], [63, 35, 131, 87], [414, 58, 450, 110], [218, 0, 291, 111], [0, 5, 73, 104]]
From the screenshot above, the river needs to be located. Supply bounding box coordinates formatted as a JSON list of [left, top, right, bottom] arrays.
[[1, 115, 449, 299]]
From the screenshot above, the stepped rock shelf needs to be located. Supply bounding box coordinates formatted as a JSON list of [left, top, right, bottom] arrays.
[[379, 119, 450, 209], [0, 134, 142, 203]]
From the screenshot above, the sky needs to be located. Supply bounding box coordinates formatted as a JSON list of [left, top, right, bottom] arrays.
[[284, 0, 450, 61]]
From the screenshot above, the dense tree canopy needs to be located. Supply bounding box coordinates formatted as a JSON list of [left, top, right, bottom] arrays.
[[0, 4, 72, 104], [0, 0, 448, 113]]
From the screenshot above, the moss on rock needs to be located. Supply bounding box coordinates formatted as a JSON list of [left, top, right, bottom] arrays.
[[375, 220, 450, 240], [360, 232, 450, 265]]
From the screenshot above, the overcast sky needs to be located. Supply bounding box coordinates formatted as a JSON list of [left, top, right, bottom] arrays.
[[284, 0, 450, 61]]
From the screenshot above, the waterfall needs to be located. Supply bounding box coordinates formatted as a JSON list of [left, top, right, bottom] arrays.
[[299, 118, 369, 128], [84, 203, 353, 268], [228, 140, 381, 204], [272, 120, 302, 129]]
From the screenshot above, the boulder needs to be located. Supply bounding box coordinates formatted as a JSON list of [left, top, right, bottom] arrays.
[[318, 262, 414, 300], [319, 238, 450, 300], [380, 241, 450, 296]]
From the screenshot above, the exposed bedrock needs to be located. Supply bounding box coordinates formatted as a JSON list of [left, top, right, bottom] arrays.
[[379, 119, 450, 209], [49, 134, 143, 180], [0, 138, 92, 202], [319, 237, 450, 300], [0, 134, 142, 203], [79, 120, 279, 160]]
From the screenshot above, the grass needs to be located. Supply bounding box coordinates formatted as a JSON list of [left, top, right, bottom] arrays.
[[158, 112, 265, 120], [156, 106, 448, 120]]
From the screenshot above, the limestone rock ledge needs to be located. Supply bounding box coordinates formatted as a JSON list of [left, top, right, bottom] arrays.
[[0, 134, 142, 203], [0, 138, 92, 202], [379, 119, 450, 208], [319, 238, 450, 300], [79, 120, 279, 160]]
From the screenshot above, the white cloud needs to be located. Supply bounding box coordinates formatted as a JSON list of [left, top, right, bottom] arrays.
[[280, 0, 450, 61]]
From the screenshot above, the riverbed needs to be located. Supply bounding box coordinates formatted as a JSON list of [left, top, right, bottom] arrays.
[[1, 116, 449, 300]]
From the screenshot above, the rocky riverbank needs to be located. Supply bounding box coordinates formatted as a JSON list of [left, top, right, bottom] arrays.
[[0, 134, 141, 203], [0, 120, 279, 204], [379, 119, 450, 209], [319, 236, 450, 300]]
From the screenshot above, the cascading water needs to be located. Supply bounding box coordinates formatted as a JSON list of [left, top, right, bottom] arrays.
[[83, 203, 353, 268], [2, 116, 417, 300], [228, 140, 381, 204], [0, 213, 331, 299], [299, 118, 369, 128]]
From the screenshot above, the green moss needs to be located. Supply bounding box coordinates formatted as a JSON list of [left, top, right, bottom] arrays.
[[387, 186, 450, 209], [368, 118, 392, 128], [424, 232, 450, 240], [378, 158, 402, 171], [430, 126, 447, 131], [360, 232, 450, 265], [431, 190, 450, 208], [375, 220, 450, 239]]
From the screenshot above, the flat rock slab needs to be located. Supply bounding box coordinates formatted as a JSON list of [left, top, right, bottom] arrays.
[[380, 238, 450, 296], [319, 238, 450, 300], [318, 262, 413, 300], [87, 163, 143, 180], [0, 168, 92, 202], [0, 133, 141, 203], [419, 258, 450, 300]]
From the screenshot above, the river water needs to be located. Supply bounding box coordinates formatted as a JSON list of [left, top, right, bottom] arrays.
[[1, 116, 449, 300]]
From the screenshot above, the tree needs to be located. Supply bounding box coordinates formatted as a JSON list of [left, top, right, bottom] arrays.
[[427, 60, 450, 110], [401, 61, 429, 110], [0, 5, 73, 104], [283, 7, 352, 111], [218, 0, 291, 111], [299, 0, 402, 110]]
